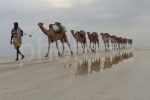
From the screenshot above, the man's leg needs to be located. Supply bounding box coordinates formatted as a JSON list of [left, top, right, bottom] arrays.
[[16, 46, 25, 60], [15, 48, 19, 61]]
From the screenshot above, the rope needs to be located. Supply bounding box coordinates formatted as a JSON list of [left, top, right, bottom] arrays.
[[24, 27, 39, 37]]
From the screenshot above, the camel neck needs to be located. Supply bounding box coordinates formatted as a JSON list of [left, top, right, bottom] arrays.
[[101, 34, 104, 39], [49, 28, 55, 37], [40, 26, 48, 35]]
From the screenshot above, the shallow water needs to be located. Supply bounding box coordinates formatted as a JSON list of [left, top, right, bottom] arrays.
[[64, 50, 134, 77]]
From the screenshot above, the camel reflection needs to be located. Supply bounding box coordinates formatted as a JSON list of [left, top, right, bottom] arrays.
[[103, 56, 112, 70], [129, 52, 133, 58], [103, 51, 134, 70], [75, 60, 88, 77], [90, 58, 101, 73], [74, 51, 134, 76]]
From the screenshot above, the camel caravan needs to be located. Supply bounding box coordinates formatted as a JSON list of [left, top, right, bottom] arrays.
[[38, 22, 133, 57]]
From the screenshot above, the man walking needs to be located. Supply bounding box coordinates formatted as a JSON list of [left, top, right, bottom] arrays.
[[10, 22, 25, 61]]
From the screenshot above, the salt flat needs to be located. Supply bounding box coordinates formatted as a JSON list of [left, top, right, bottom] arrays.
[[0, 48, 150, 100]]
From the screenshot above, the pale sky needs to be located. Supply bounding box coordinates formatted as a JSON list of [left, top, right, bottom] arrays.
[[0, 0, 150, 56]]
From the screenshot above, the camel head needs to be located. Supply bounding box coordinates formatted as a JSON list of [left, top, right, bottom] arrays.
[[71, 30, 74, 34], [87, 32, 90, 34], [38, 22, 44, 28], [100, 32, 104, 35], [87, 32, 91, 37]]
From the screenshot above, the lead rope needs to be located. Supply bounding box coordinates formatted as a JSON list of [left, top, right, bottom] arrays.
[[24, 27, 39, 37]]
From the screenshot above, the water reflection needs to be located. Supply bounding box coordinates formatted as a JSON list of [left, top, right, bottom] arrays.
[[66, 50, 134, 77], [90, 58, 101, 73], [103, 56, 112, 70], [75, 60, 88, 77], [104, 51, 134, 70]]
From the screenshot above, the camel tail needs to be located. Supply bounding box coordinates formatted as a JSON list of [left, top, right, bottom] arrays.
[[71, 30, 76, 39]]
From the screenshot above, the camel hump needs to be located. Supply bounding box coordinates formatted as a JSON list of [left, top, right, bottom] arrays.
[[77, 31, 85, 38], [49, 24, 54, 28], [55, 22, 61, 25], [112, 35, 116, 37], [80, 30, 85, 34]]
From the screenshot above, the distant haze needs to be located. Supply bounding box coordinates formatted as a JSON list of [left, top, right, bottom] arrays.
[[0, 0, 150, 56]]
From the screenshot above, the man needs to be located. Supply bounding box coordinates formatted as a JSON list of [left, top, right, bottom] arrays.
[[10, 22, 25, 61]]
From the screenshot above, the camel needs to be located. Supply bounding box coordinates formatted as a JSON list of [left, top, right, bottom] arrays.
[[110, 35, 118, 50], [116, 37, 124, 49], [71, 30, 89, 53], [100, 33, 110, 51], [87, 32, 99, 52], [38, 22, 73, 57]]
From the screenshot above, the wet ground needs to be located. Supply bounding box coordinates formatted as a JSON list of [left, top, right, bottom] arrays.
[[0, 49, 150, 100]]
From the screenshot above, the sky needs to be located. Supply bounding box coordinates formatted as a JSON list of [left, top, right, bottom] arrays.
[[0, 0, 150, 56]]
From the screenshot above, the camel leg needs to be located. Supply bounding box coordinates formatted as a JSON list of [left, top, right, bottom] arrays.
[[81, 43, 83, 49], [114, 43, 115, 50], [108, 42, 109, 51], [124, 44, 125, 49], [118, 44, 120, 49], [93, 43, 94, 51], [66, 41, 73, 54], [93, 43, 95, 51], [114, 43, 116, 50], [89, 42, 94, 52], [95, 43, 96, 52], [97, 40, 100, 52], [61, 41, 65, 56], [86, 42, 89, 52], [83, 44, 85, 53], [76, 41, 78, 54], [64, 34, 73, 54], [45, 38, 51, 57], [55, 40, 60, 56], [104, 42, 107, 51], [112, 43, 113, 50]]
